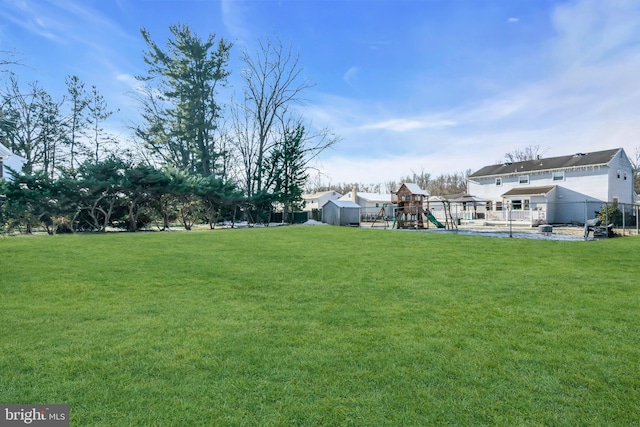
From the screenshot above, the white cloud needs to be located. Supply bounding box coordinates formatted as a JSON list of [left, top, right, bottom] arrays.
[[115, 72, 145, 93], [0, 0, 134, 48], [363, 118, 456, 132], [508, 17, 519, 23], [550, 0, 640, 66], [343, 66, 359, 88], [220, 0, 252, 44], [307, 0, 640, 184]]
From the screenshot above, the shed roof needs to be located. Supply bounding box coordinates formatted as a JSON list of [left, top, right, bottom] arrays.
[[501, 185, 556, 197], [469, 148, 621, 178]]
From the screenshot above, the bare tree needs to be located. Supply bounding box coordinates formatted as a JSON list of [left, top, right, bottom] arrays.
[[1, 75, 65, 174], [64, 75, 89, 170], [631, 146, 640, 193], [86, 85, 118, 162], [234, 37, 336, 197], [0, 50, 23, 72], [504, 144, 548, 162]]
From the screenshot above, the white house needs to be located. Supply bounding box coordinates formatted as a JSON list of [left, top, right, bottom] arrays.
[[466, 148, 634, 225], [0, 141, 26, 181], [301, 190, 343, 212], [338, 190, 393, 220]]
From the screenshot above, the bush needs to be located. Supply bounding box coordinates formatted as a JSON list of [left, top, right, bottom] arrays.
[[596, 204, 622, 226]]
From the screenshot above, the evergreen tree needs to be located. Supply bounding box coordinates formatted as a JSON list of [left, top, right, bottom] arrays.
[[136, 24, 232, 177], [267, 124, 308, 220]]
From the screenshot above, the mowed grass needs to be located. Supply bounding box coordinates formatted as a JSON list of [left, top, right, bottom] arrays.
[[1, 227, 639, 426]]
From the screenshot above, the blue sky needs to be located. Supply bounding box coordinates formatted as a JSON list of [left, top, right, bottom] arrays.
[[1, 0, 640, 185]]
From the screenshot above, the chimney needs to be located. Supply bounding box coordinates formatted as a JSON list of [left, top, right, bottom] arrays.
[[351, 188, 357, 203]]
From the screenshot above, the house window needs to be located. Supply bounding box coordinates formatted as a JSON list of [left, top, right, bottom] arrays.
[[617, 169, 621, 179], [496, 201, 503, 211], [486, 201, 493, 211], [552, 171, 564, 181], [495, 178, 502, 186], [518, 175, 529, 184], [511, 199, 522, 210], [624, 172, 628, 181], [523, 200, 530, 210]]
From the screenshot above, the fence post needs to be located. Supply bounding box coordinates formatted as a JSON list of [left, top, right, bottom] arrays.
[[584, 200, 588, 241], [605, 202, 609, 238], [622, 203, 626, 236]]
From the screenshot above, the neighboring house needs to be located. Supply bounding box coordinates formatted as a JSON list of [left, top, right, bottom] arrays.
[[339, 190, 393, 209], [467, 148, 634, 225], [301, 190, 343, 212], [0, 141, 26, 181], [322, 200, 361, 226], [338, 190, 393, 220]]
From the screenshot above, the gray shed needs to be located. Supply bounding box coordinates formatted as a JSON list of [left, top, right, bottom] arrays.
[[322, 200, 361, 226]]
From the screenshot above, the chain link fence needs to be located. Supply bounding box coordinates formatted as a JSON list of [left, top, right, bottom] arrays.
[[356, 201, 640, 236]]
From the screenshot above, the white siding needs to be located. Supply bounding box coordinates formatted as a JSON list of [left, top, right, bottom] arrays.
[[607, 150, 634, 204], [303, 191, 342, 212], [467, 149, 636, 224], [468, 166, 613, 203]]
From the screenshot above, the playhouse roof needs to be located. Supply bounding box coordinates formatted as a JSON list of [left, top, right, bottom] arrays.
[[397, 182, 429, 196]]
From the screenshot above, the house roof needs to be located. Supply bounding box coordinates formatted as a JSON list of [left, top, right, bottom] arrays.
[[338, 192, 392, 202], [397, 183, 429, 196], [326, 200, 360, 208], [448, 194, 488, 203], [0, 141, 26, 162], [501, 185, 556, 197], [468, 148, 622, 178], [302, 190, 342, 199], [428, 195, 447, 202], [0, 142, 11, 157]]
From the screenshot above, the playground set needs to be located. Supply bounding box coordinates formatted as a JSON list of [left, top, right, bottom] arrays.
[[370, 183, 458, 230]]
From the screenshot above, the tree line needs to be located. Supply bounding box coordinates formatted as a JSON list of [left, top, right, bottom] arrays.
[[1, 26, 337, 233], [305, 169, 470, 197]]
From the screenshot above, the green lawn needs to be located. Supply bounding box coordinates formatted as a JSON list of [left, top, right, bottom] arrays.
[[1, 227, 639, 426]]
